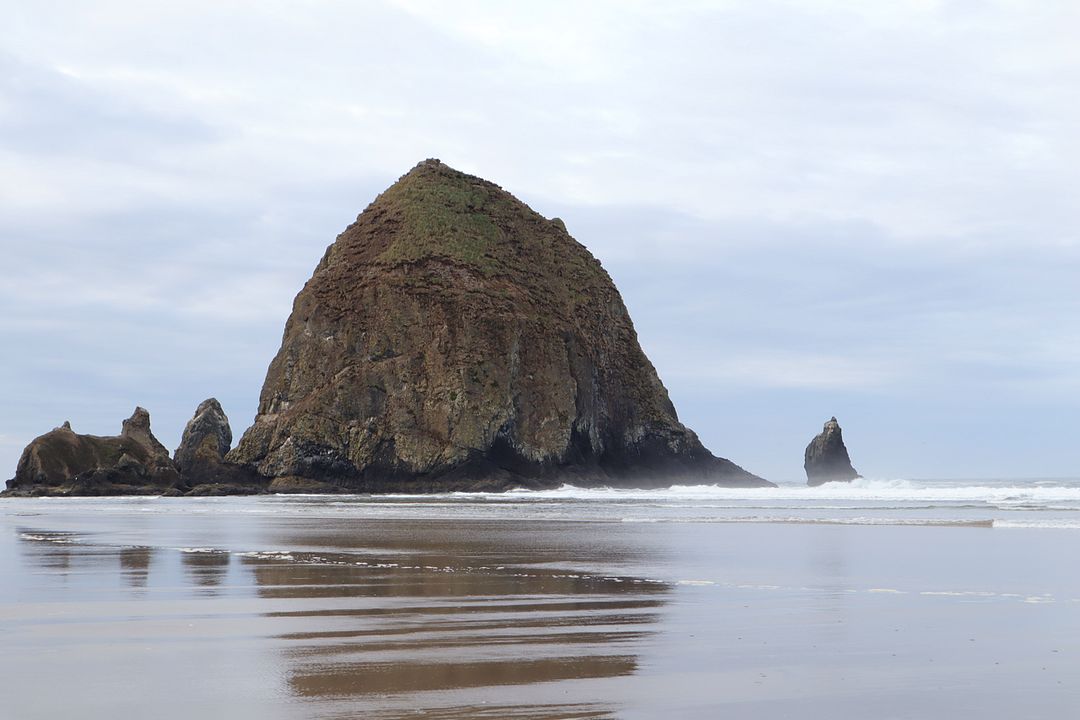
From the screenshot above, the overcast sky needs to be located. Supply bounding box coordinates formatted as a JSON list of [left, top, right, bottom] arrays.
[[3, 0, 1079, 483]]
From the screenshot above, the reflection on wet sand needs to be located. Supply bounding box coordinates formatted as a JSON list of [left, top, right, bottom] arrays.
[[251, 517, 668, 716], [119, 546, 154, 589], [17, 529, 76, 572], [11, 520, 670, 719], [292, 655, 638, 696], [181, 549, 231, 589], [8, 499, 1080, 720], [243, 546, 668, 717]]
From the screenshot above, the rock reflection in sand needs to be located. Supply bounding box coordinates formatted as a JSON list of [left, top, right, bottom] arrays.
[[10, 499, 1080, 719], [119, 546, 154, 589], [180, 548, 231, 589], [242, 540, 668, 717], [10, 518, 670, 719]]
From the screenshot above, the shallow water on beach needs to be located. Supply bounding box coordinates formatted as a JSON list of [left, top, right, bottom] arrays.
[[2, 479, 1079, 718]]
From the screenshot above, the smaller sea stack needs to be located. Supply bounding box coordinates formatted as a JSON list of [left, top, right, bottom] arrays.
[[804, 416, 860, 486], [173, 399, 266, 495], [4, 401, 268, 497], [5, 408, 180, 495], [175, 398, 232, 474]]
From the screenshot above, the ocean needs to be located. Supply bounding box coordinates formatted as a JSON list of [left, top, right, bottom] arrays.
[[2, 479, 1078, 718]]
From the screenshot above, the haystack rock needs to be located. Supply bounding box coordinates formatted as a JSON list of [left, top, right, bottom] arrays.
[[5, 408, 180, 495], [804, 416, 860, 486], [229, 159, 771, 491]]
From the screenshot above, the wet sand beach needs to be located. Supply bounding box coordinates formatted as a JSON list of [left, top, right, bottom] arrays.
[[1, 489, 1078, 718]]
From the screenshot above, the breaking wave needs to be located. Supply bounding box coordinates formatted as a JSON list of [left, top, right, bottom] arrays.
[[9, 477, 1080, 529], [496, 477, 1080, 506]]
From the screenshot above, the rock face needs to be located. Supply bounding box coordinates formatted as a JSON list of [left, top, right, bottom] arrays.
[[6, 408, 180, 495], [229, 159, 771, 491], [174, 399, 232, 478], [173, 398, 263, 493], [804, 417, 860, 486]]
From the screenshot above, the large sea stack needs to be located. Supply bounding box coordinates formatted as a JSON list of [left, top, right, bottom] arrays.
[[804, 416, 860, 486], [229, 159, 770, 491]]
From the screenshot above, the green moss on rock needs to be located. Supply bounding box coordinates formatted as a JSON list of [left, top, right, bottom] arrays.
[[228, 159, 771, 490]]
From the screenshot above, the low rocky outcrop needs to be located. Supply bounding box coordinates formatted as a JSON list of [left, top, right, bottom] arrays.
[[3, 401, 268, 497], [5, 408, 180, 496], [804, 417, 860, 486], [228, 159, 772, 490]]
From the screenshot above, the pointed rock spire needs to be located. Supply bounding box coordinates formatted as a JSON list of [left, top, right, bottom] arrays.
[[804, 416, 860, 486], [175, 398, 232, 472]]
